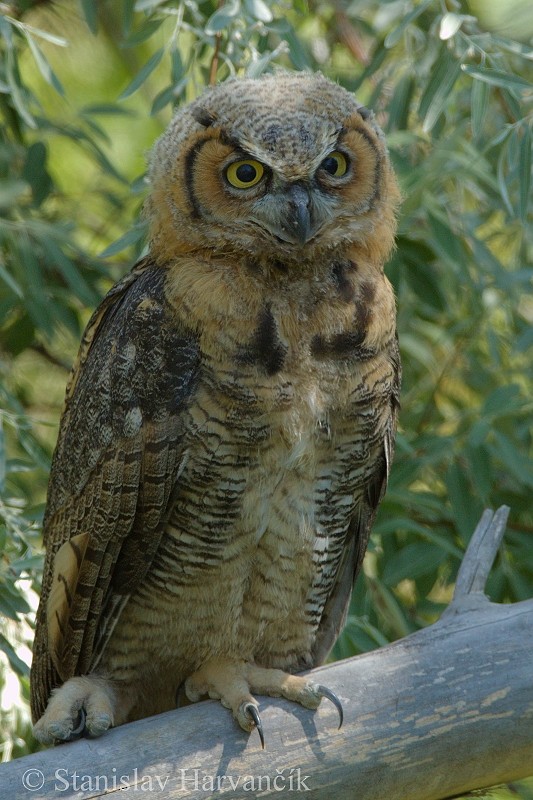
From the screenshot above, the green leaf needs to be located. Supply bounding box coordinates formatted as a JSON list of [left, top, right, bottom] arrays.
[[122, 0, 136, 37], [439, 12, 463, 40], [246, 45, 286, 78], [399, 333, 436, 370], [516, 325, 533, 352], [17, 425, 50, 471], [119, 48, 164, 100], [80, 0, 99, 34], [40, 239, 99, 306], [482, 384, 522, 415], [5, 46, 36, 129], [470, 75, 489, 139], [427, 213, 467, 272], [351, 42, 388, 93], [461, 65, 532, 92], [6, 458, 40, 475], [122, 17, 164, 48], [486, 125, 512, 152], [6, 18, 67, 46], [0, 180, 28, 209], [82, 103, 135, 116], [0, 585, 32, 620], [419, 49, 462, 132], [507, 570, 533, 603], [270, 21, 312, 70], [0, 314, 35, 356], [83, 137, 129, 183], [497, 137, 515, 216], [445, 462, 483, 543], [134, 0, 167, 10], [380, 518, 463, 559], [491, 432, 533, 488], [369, 580, 412, 637], [403, 258, 446, 312], [382, 543, 445, 586], [205, 0, 241, 35], [244, 0, 273, 23], [26, 34, 64, 95], [151, 84, 176, 115], [45, 298, 81, 337], [0, 263, 23, 298], [335, 616, 389, 657], [22, 142, 52, 206], [131, 173, 149, 194], [401, 239, 446, 311], [384, 0, 432, 48], [291, 0, 308, 13], [465, 444, 492, 503], [99, 223, 147, 258], [26, 298, 54, 339], [491, 35, 533, 61], [518, 123, 531, 221], [386, 73, 415, 132], [0, 633, 29, 677], [170, 47, 183, 83]]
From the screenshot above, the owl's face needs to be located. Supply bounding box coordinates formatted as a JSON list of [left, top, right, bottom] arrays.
[[147, 73, 399, 269]]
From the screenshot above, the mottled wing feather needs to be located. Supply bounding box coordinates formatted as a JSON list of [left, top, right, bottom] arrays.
[[31, 259, 199, 722], [311, 340, 401, 666], [47, 532, 90, 670]]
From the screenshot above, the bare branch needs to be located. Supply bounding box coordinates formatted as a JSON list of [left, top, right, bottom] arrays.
[[451, 505, 510, 601], [2, 508, 532, 800]]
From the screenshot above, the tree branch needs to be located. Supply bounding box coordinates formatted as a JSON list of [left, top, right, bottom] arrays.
[[449, 505, 509, 603], [2, 507, 532, 800]]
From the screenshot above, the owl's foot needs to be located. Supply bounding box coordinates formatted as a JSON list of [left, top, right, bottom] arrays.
[[184, 658, 343, 748], [33, 676, 115, 745]]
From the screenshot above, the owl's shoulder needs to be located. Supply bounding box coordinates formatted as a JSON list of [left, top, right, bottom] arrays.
[[46, 260, 200, 520]]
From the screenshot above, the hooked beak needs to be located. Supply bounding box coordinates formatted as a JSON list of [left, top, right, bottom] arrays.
[[253, 182, 315, 247], [281, 183, 313, 246]]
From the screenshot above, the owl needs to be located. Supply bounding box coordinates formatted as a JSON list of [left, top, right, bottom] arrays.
[[31, 71, 401, 747]]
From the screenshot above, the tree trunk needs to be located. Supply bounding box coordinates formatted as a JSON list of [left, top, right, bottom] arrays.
[[3, 507, 533, 799]]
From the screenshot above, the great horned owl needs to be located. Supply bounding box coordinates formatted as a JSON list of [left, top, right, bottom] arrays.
[[31, 71, 401, 747]]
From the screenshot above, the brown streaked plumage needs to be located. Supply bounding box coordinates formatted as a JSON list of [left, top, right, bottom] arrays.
[[31, 71, 401, 746]]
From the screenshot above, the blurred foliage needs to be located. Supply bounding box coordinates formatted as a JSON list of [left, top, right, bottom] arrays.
[[0, 0, 531, 793]]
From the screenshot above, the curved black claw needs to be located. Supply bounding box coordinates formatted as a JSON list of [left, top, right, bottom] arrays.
[[65, 707, 86, 742], [244, 703, 265, 749], [316, 685, 344, 729]]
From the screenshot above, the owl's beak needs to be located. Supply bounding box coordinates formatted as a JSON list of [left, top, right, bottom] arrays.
[[252, 182, 317, 248], [280, 183, 313, 246]]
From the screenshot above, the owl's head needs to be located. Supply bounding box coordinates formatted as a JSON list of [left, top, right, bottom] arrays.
[[146, 72, 400, 271]]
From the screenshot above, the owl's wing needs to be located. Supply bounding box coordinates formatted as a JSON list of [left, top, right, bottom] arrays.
[[31, 258, 199, 722], [310, 343, 401, 666]]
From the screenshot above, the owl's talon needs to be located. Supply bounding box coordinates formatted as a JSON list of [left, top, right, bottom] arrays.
[[316, 685, 343, 729], [65, 707, 86, 742], [244, 703, 265, 749]]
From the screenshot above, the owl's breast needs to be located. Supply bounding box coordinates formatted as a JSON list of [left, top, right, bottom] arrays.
[[171, 340, 374, 552], [166, 273, 394, 565], [113, 289, 396, 675]]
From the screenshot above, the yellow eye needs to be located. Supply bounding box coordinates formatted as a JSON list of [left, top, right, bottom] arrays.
[[226, 159, 265, 189], [320, 151, 349, 178]]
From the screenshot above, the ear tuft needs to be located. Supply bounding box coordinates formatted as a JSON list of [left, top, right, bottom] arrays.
[[191, 106, 218, 127]]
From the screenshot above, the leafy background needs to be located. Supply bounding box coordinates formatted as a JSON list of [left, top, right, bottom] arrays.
[[0, 0, 531, 796]]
